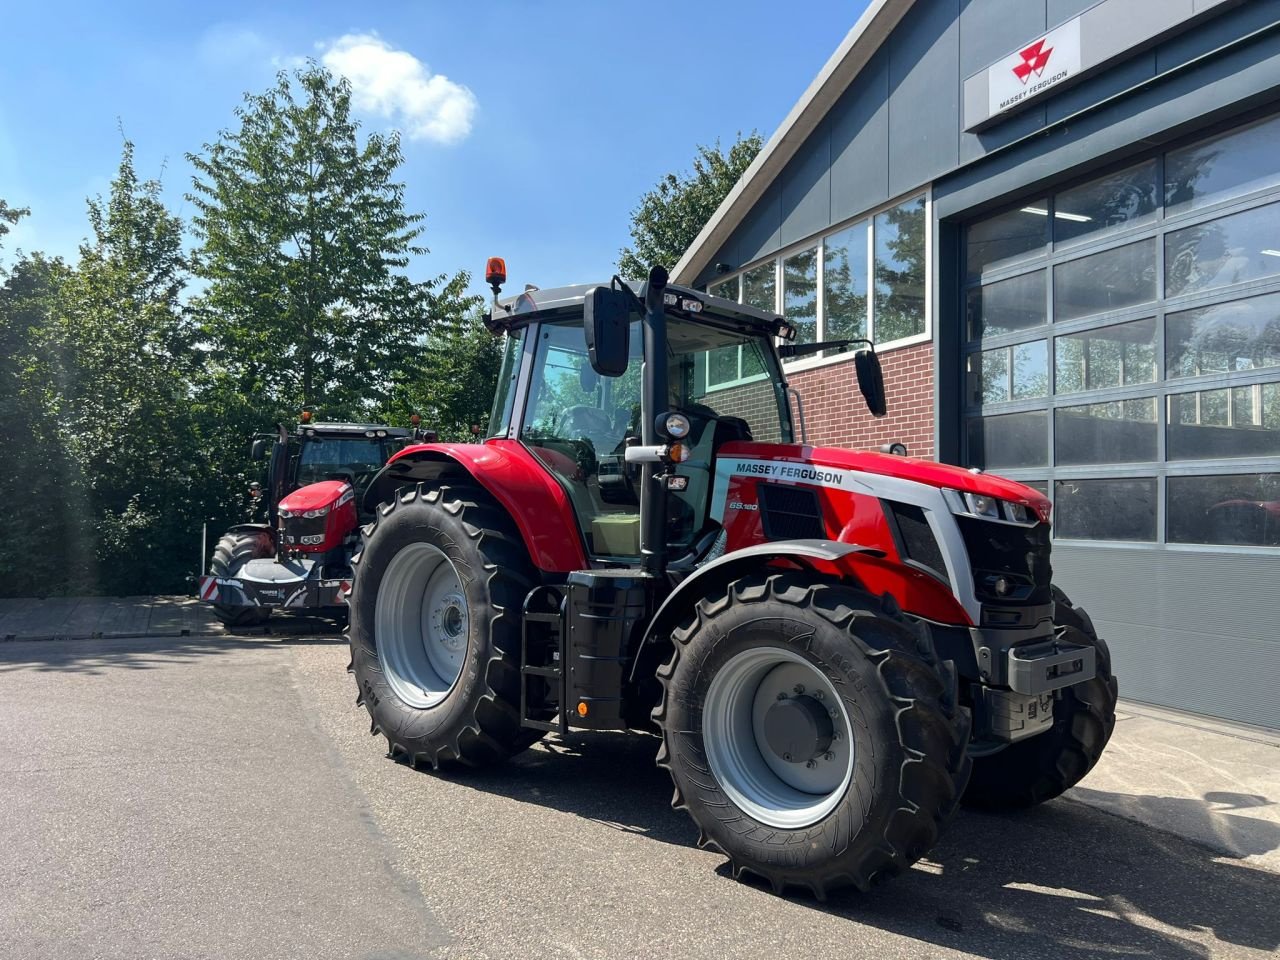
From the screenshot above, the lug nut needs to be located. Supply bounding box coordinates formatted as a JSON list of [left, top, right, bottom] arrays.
[[813, 690, 824, 700], [823, 752, 835, 761], [793, 684, 805, 695], [832, 731, 842, 742], [806, 760, 817, 769], [776, 692, 788, 701]]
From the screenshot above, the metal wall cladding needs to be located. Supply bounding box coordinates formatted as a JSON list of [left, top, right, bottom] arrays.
[[1053, 544, 1280, 728], [696, 0, 1280, 287]]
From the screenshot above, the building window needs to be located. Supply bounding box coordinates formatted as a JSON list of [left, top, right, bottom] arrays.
[[873, 196, 927, 342], [823, 222, 868, 342], [782, 247, 819, 344], [707, 193, 928, 372], [961, 111, 1280, 548]]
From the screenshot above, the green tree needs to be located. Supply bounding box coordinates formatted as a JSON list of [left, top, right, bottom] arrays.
[[618, 133, 762, 279], [380, 296, 500, 442], [188, 64, 459, 416], [0, 199, 30, 271], [39, 141, 208, 594], [0, 253, 88, 596]]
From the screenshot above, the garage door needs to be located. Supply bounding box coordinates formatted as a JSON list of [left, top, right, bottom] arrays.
[[960, 111, 1280, 729]]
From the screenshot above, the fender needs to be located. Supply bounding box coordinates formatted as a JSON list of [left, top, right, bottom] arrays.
[[225, 523, 272, 535], [364, 438, 588, 572], [631, 540, 882, 682], [630, 539, 974, 682]]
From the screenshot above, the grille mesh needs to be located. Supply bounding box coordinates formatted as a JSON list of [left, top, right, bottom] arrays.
[[757, 484, 826, 541]]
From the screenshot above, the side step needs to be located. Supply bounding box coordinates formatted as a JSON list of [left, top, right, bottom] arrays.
[[519, 585, 567, 734]]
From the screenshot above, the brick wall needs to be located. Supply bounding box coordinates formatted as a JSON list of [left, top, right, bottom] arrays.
[[788, 341, 935, 458]]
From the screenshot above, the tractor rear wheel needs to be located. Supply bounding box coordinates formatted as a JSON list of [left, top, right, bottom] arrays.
[[347, 483, 543, 769], [961, 588, 1118, 810], [209, 529, 274, 627], [654, 572, 971, 897]]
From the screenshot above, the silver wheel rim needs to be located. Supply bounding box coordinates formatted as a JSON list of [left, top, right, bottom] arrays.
[[703, 647, 855, 830], [376, 543, 469, 709]]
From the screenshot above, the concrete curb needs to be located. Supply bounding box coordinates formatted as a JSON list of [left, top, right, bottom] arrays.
[[0, 596, 227, 643]]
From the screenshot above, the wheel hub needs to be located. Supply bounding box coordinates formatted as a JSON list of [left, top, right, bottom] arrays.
[[432, 592, 468, 652], [763, 696, 834, 763]]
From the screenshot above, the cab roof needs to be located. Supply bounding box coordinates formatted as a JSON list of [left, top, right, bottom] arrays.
[[485, 280, 787, 339], [296, 422, 412, 438]]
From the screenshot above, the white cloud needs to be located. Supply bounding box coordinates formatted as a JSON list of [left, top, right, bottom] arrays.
[[319, 33, 477, 145]]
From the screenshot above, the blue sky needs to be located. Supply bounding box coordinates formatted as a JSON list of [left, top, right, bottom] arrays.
[[1, 1, 863, 298]]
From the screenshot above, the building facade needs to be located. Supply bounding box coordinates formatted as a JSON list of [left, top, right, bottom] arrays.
[[674, 0, 1280, 728]]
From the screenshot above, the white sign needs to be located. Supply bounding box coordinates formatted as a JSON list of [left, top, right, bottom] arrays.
[[987, 17, 1082, 118]]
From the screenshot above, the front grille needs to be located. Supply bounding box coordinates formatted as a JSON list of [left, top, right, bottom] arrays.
[[757, 483, 826, 540], [885, 501, 948, 582], [956, 516, 1052, 605], [281, 513, 328, 548]]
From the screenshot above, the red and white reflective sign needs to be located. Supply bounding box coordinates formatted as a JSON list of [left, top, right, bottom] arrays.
[[198, 576, 219, 601]]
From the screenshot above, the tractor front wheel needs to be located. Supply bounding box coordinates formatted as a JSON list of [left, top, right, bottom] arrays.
[[209, 529, 274, 627], [347, 483, 543, 769], [655, 573, 971, 897]]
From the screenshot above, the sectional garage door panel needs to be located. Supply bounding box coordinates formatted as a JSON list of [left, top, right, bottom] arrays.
[[1053, 546, 1280, 728], [957, 111, 1280, 728]]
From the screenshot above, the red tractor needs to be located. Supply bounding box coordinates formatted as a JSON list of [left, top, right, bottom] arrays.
[[198, 417, 420, 626], [346, 262, 1118, 896]]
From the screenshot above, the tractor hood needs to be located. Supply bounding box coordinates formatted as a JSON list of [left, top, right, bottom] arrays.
[[718, 442, 1051, 521], [278, 480, 354, 517]]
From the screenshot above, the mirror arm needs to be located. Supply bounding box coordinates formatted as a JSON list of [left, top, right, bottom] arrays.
[[610, 275, 645, 315], [777, 338, 874, 359]]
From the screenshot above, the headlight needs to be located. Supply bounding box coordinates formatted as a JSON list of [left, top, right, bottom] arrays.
[[659, 411, 691, 440], [943, 489, 1038, 526], [964, 492, 999, 519], [301, 505, 330, 519]]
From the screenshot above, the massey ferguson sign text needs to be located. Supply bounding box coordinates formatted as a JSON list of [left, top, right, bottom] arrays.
[[988, 18, 1081, 118]]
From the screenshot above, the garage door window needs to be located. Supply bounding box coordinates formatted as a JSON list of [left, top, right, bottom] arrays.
[[962, 112, 1280, 548]]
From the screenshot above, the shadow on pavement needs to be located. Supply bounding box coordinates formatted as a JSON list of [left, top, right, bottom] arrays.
[[445, 730, 1280, 960], [0, 630, 347, 675], [1070, 785, 1280, 861]]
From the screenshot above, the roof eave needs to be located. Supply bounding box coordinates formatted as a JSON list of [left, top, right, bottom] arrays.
[[671, 0, 917, 286]]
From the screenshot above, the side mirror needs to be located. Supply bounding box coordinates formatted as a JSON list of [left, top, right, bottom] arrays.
[[854, 349, 888, 418], [583, 286, 631, 377], [250, 438, 269, 461]]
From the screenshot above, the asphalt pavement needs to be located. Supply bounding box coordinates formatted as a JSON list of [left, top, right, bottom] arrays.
[[1, 633, 1277, 960]]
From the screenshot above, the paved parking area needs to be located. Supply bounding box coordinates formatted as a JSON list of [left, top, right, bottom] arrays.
[[1, 633, 1277, 959]]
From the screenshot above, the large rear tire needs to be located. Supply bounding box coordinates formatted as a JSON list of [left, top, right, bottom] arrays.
[[209, 529, 274, 627], [961, 588, 1118, 810], [347, 483, 543, 769], [654, 572, 971, 897]]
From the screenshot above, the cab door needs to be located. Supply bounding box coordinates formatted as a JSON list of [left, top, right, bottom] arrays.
[[519, 319, 643, 559]]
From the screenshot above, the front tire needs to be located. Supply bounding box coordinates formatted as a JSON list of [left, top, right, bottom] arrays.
[[654, 573, 971, 897], [961, 588, 1118, 810], [209, 529, 274, 627], [347, 483, 543, 769]]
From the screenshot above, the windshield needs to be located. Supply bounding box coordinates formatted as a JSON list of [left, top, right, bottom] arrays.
[[666, 316, 792, 445], [295, 437, 392, 500]]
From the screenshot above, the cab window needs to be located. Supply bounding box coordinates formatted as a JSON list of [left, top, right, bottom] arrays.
[[521, 320, 643, 558]]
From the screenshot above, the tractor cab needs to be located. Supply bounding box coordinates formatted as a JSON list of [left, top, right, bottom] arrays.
[[251, 419, 413, 523], [502, 295, 793, 563]]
